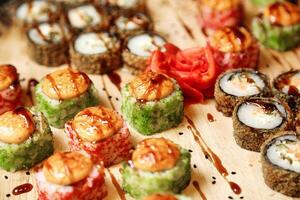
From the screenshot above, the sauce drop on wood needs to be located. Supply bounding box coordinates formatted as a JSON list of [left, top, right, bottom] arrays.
[[12, 183, 33, 195]]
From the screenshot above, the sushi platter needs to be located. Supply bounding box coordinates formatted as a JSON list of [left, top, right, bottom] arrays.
[[1, 0, 300, 199]]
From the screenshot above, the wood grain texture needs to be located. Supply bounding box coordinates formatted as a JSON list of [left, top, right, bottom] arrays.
[[0, 0, 300, 199]]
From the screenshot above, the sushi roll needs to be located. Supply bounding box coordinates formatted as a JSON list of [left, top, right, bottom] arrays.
[[273, 70, 300, 112], [261, 131, 300, 197], [0, 64, 22, 115], [198, 0, 243, 30], [122, 32, 166, 70], [65, 106, 132, 167], [215, 68, 272, 117], [122, 138, 191, 199], [66, 4, 109, 33], [26, 22, 70, 66], [112, 13, 152, 39], [35, 68, 100, 128], [143, 194, 191, 200], [0, 107, 54, 172], [233, 97, 292, 152], [121, 71, 184, 135], [15, 1, 59, 27], [252, 2, 300, 51], [35, 151, 107, 200], [209, 27, 260, 70], [70, 32, 122, 74]]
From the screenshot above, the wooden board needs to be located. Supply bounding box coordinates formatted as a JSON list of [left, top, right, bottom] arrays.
[[1, 0, 300, 199]]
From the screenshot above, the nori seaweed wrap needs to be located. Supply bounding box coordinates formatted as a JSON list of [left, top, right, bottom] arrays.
[[261, 131, 300, 197]]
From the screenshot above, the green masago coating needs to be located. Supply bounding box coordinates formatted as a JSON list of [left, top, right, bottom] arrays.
[[251, 0, 278, 6], [35, 83, 100, 128], [252, 17, 300, 51], [121, 148, 191, 199], [0, 107, 54, 172], [121, 81, 184, 135]]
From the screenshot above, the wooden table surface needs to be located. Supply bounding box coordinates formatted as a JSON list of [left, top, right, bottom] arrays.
[[1, 0, 300, 199]]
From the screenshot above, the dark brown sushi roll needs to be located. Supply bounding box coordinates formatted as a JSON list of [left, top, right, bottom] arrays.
[[273, 70, 300, 112], [215, 68, 272, 117], [66, 3, 109, 33], [26, 22, 71, 66], [70, 32, 122, 74], [15, 1, 60, 29], [233, 97, 292, 152], [261, 131, 300, 197], [122, 32, 166, 70], [112, 12, 152, 39]]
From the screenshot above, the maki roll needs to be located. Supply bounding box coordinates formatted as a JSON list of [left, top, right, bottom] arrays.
[[26, 22, 70, 66], [273, 70, 300, 132], [215, 68, 272, 117], [15, 1, 59, 27], [112, 13, 152, 39], [233, 97, 292, 152], [65, 106, 132, 167], [143, 194, 191, 200], [35, 151, 107, 200], [261, 131, 300, 197], [35, 68, 100, 128], [197, 0, 243, 30], [273, 70, 300, 112], [0, 107, 54, 172], [209, 27, 260, 69], [121, 71, 184, 135], [122, 138, 191, 199], [0, 64, 22, 115], [122, 32, 166, 70], [66, 4, 109, 33], [252, 2, 300, 51], [70, 32, 122, 74]]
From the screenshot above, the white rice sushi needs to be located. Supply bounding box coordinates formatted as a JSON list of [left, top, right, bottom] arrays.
[[70, 32, 122, 74], [15, 1, 59, 27], [66, 4, 109, 33], [215, 68, 272, 116], [261, 131, 300, 197], [27, 22, 70, 66], [113, 13, 152, 38], [232, 97, 292, 152], [122, 32, 166, 70]]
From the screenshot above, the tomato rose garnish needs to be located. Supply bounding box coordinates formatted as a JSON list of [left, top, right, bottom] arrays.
[[146, 43, 218, 104]]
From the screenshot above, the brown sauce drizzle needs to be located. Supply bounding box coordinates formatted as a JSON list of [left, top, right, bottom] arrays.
[[270, 52, 284, 66], [207, 113, 215, 122], [13, 107, 34, 131], [185, 116, 242, 195], [26, 78, 39, 105], [45, 74, 61, 100], [131, 73, 168, 102], [107, 169, 126, 200], [192, 180, 207, 200], [268, 2, 300, 26], [74, 107, 115, 138], [220, 28, 247, 52], [246, 99, 279, 113], [108, 71, 122, 91], [12, 183, 33, 195]]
